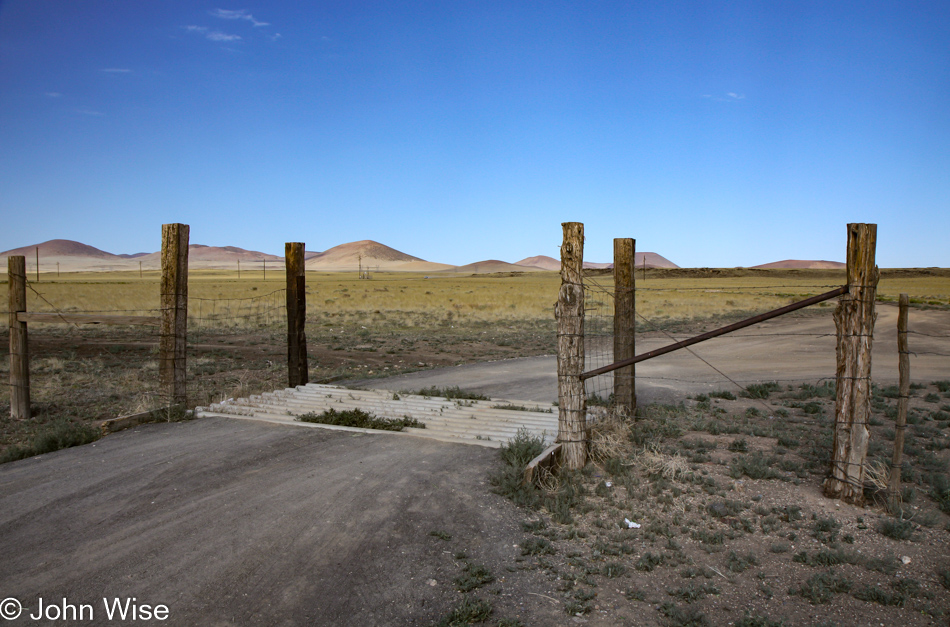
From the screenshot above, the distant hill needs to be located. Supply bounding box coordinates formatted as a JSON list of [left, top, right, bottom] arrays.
[[306, 240, 425, 271], [751, 260, 846, 270], [514, 252, 679, 271], [514, 255, 561, 271], [134, 245, 282, 267], [442, 260, 544, 274], [0, 239, 119, 259]]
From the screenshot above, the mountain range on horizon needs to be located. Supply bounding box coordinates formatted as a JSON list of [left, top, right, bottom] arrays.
[[0, 238, 847, 272]]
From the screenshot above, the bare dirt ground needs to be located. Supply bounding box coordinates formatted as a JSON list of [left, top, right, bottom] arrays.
[[0, 303, 948, 626]]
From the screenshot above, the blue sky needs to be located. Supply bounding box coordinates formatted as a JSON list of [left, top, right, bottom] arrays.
[[1, 1, 947, 267]]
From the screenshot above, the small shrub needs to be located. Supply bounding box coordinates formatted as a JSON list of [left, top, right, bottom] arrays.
[[728, 438, 749, 453], [521, 537, 555, 556], [710, 390, 737, 400], [743, 382, 781, 399], [636, 552, 665, 572], [812, 516, 841, 544], [658, 602, 709, 627], [415, 386, 489, 400], [667, 583, 720, 603], [726, 550, 758, 573], [790, 571, 853, 605], [730, 452, 780, 480], [429, 530, 452, 541], [0, 418, 100, 464], [601, 562, 627, 578], [734, 615, 784, 627], [876, 518, 914, 541], [454, 563, 495, 592], [437, 596, 492, 626], [852, 585, 906, 607], [296, 408, 423, 431]]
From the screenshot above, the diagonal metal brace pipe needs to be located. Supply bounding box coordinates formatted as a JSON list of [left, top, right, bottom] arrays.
[[579, 285, 849, 381]]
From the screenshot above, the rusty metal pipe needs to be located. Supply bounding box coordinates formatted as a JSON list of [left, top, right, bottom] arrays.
[[579, 285, 848, 381]]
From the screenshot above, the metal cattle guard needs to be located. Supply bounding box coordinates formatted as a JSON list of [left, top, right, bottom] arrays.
[[579, 285, 849, 381]]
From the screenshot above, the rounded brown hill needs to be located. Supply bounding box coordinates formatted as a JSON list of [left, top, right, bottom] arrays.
[[514, 252, 679, 270], [306, 240, 425, 271], [752, 259, 846, 269], [0, 239, 118, 259]]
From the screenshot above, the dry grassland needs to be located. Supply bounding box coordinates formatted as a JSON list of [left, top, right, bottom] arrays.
[[1, 269, 948, 459]]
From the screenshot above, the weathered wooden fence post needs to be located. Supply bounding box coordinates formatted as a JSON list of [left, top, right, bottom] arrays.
[[285, 242, 309, 388], [557, 222, 586, 469], [160, 223, 189, 412], [824, 223, 878, 504], [887, 293, 910, 502], [8, 256, 30, 419], [613, 238, 636, 417]]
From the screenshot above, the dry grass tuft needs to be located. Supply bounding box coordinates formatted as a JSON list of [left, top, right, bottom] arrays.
[[638, 443, 689, 480], [864, 459, 891, 492], [588, 409, 631, 466]]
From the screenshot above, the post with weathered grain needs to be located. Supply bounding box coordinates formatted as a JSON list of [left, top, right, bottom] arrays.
[[613, 238, 636, 417], [285, 242, 309, 388], [824, 223, 879, 504], [887, 293, 910, 503], [8, 256, 30, 419], [160, 223, 189, 413], [557, 222, 586, 469]]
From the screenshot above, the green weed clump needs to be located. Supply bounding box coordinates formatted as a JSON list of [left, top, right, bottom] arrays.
[[0, 418, 100, 464], [414, 386, 489, 401], [790, 571, 853, 605], [734, 614, 784, 627], [296, 408, 423, 431], [437, 596, 493, 626], [876, 518, 914, 541], [730, 452, 780, 480], [489, 429, 546, 509], [743, 382, 781, 399], [454, 563, 495, 592]]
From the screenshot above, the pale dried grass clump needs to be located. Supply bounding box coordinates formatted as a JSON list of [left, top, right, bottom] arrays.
[[638, 443, 689, 480], [536, 464, 560, 493], [588, 408, 632, 466], [864, 459, 891, 492]]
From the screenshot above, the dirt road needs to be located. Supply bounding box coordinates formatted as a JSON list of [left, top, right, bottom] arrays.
[[358, 304, 950, 403], [0, 419, 561, 626]]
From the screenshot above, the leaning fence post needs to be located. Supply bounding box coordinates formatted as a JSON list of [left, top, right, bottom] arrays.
[[824, 223, 878, 504], [8, 256, 30, 419], [887, 293, 910, 503], [160, 223, 189, 413], [557, 222, 586, 470], [613, 238, 636, 417], [285, 242, 309, 388]]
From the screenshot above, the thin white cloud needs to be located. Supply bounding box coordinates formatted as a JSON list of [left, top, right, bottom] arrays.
[[210, 9, 269, 27], [702, 93, 747, 103], [101, 68, 132, 73], [45, 92, 63, 98], [207, 31, 242, 42], [76, 109, 104, 116], [183, 24, 242, 42]]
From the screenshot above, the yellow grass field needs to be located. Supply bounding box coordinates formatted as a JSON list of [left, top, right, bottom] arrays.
[[7, 268, 948, 327]]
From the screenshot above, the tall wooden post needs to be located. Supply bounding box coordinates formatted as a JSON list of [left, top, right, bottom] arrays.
[[613, 238, 636, 417], [8, 256, 30, 419], [160, 223, 189, 411], [887, 293, 910, 502], [557, 222, 586, 469], [824, 223, 878, 504], [286, 242, 309, 388]]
